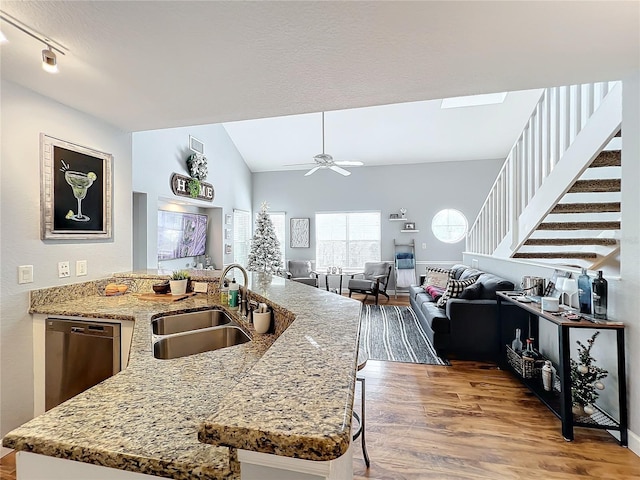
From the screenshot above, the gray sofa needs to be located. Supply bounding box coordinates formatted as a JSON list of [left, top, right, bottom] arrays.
[[409, 264, 528, 361]]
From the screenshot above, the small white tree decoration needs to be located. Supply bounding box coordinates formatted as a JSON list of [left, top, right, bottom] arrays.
[[570, 331, 608, 415], [246, 202, 283, 274]]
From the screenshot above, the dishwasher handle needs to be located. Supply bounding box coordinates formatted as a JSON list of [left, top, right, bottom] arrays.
[[46, 318, 120, 338]]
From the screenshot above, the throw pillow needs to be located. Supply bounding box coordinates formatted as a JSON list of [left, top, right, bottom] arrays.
[[425, 285, 446, 300], [458, 281, 483, 300], [436, 277, 479, 308], [422, 268, 453, 289]]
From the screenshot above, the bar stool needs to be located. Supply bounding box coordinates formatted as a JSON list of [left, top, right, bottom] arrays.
[[352, 349, 370, 468]]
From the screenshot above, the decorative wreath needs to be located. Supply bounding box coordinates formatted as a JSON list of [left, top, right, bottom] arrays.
[[187, 153, 208, 181]]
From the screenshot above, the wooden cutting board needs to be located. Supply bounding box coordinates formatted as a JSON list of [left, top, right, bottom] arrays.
[[136, 292, 197, 302]]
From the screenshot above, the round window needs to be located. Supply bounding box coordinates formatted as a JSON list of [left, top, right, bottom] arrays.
[[431, 209, 468, 244]]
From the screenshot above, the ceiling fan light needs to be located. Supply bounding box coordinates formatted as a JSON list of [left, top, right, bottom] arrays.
[[42, 46, 58, 73]]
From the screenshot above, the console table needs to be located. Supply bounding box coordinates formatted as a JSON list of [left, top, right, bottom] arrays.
[[496, 291, 627, 446]]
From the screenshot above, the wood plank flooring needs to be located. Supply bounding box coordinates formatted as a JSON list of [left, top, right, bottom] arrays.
[[3, 294, 639, 479], [352, 359, 639, 479]]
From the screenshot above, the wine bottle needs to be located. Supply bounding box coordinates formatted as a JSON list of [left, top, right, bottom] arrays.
[[592, 270, 608, 320], [578, 268, 592, 314]]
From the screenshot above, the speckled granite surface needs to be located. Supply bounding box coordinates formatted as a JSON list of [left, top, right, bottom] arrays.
[[4, 271, 362, 479]]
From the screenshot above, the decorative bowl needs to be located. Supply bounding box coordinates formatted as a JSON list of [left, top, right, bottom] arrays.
[[152, 282, 170, 294]]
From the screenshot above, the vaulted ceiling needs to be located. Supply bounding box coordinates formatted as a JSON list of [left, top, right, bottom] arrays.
[[1, 1, 638, 171]]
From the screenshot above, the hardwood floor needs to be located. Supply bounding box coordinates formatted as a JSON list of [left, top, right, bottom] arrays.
[[0, 455, 14, 480], [3, 294, 639, 479], [352, 360, 639, 479]]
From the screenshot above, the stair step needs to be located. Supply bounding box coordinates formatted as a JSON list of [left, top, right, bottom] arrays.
[[514, 252, 598, 260], [568, 179, 620, 193], [551, 202, 620, 214], [589, 150, 621, 168], [538, 221, 621, 231], [524, 238, 618, 246]]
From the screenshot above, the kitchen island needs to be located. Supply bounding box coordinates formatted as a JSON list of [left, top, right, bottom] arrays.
[[2, 271, 362, 479]]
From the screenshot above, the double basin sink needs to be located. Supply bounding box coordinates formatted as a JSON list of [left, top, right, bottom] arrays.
[[152, 308, 250, 359]]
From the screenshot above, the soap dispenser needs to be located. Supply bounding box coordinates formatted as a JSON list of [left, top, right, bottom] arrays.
[[220, 280, 229, 306], [228, 278, 239, 310]]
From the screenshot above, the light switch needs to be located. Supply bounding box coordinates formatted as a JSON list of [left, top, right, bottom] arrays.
[[422, 243, 427, 250], [18, 265, 34, 284], [76, 260, 87, 276]]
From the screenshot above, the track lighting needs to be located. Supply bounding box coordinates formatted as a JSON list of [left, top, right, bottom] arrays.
[[0, 10, 66, 74], [41, 46, 58, 73]]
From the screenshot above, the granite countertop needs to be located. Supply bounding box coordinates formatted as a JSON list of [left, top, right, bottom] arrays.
[[3, 272, 362, 479]]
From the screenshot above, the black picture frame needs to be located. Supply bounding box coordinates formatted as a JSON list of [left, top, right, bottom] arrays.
[[404, 222, 416, 230], [41, 134, 112, 239]]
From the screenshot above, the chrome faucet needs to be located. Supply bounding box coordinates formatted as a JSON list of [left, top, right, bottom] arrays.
[[221, 263, 249, 317]]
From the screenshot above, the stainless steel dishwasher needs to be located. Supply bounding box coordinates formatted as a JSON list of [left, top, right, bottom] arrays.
[[45, 318, 121, 410]]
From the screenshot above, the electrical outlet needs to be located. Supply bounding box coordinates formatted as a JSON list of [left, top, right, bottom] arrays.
[[18, 265, 34, 284], [421, 243, 427, 250], [58, 261, 70, 278], [76, 260, 87, 276]]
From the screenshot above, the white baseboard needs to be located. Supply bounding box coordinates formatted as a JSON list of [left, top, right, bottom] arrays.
[[628, 429, 640, 458], [1, 446, 14, 458]]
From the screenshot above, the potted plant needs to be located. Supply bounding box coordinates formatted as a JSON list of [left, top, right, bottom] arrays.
[[169, 270, 190, 295]]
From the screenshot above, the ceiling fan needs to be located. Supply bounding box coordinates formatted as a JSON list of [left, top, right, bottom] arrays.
[[288, 112, 364, 176]]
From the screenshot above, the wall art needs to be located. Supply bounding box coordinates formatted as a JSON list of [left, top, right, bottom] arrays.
[[290, 217, 310, 248], [40, 134, 112, 240]]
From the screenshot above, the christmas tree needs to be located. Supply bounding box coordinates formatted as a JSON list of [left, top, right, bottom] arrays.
[[570, 331, 608, 410], [246, 202, 283, 274]]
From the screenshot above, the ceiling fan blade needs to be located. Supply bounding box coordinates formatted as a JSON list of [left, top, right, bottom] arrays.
[[285, 162, 317, 167], [330, 165, 351, 176], [334, 161, 364, 167], [304, 166, 321, 176]]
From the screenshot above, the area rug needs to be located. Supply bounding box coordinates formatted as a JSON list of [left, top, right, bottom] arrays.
[[359, 305, 448, 365]]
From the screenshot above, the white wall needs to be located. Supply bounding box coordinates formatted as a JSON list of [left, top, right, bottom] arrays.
[[252, 159, 503, 266], [618, 70, 640, 453], [132, 124, 251, 269], [0, 80, 132, 438]]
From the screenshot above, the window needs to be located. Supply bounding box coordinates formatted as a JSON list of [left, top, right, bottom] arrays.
[[315, 212, 380, 269], [233, 209, 251, 266], [431, 209, 468, 243], [267, 211, 286, 266]]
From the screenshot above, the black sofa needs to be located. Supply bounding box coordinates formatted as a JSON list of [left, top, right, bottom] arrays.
[[409, 264, 529, 361]]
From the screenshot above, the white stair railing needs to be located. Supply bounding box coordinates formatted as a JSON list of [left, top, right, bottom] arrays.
[[466, 81, 619, 256]]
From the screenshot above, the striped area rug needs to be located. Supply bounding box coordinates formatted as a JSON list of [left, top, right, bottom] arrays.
[[359, 305, 448, 365]]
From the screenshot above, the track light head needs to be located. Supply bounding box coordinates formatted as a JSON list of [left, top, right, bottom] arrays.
[[41, 46, 57, 73]]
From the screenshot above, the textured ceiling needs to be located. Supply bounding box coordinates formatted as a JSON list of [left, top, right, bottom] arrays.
[[1, 1, 638, 171]]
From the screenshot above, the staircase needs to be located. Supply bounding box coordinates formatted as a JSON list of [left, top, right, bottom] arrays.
[[467, 81, 622, 270]]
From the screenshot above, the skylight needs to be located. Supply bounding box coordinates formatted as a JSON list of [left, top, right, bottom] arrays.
[[441, 92, 508, 109]]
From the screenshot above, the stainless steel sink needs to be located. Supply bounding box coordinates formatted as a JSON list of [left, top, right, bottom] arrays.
[[152, 309, 232, 335], [153, 326, 250, 360]]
